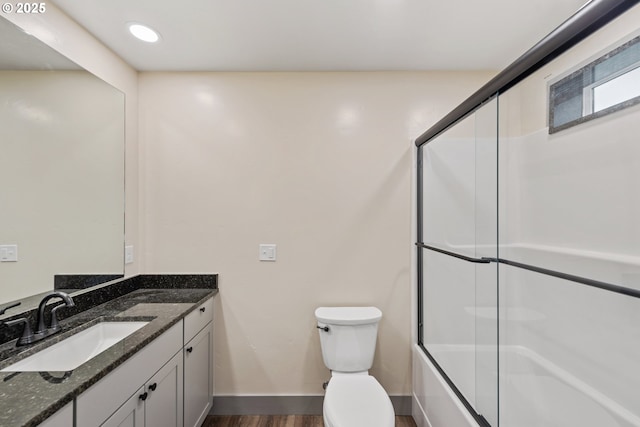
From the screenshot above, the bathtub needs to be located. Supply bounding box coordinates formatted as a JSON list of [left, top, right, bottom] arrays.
[[412, 344, 640, 427]]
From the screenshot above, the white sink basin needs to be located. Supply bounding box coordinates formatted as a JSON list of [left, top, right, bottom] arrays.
[[1, 321, 148, 372]]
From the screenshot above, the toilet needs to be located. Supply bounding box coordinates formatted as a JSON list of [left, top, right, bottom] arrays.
[[315, 306, 395, 427]]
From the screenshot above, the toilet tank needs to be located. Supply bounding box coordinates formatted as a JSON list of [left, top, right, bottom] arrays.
[[315, 306, 382, 373]]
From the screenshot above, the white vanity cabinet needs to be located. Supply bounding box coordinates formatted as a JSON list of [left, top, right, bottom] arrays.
[[183, 297, 214, 427], [102, 351, 183, 427], [57, 296, 215, 427]]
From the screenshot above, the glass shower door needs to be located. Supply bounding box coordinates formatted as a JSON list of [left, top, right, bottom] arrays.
[[419, 97, 498, 426], [474, 98, 498, 426]]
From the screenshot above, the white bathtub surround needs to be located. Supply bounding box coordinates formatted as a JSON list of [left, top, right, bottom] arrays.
[[415, 344, 640, 427], [412, 345, 476, 427]]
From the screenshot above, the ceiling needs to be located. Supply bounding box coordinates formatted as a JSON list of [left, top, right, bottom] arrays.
[[51, 0, 589, 72]]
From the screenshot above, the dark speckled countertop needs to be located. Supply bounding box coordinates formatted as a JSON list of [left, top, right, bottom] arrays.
[[0, 286, 218, 427]]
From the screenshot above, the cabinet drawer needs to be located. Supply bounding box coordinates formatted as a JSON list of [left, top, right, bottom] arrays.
[[184, 297, 213, 344]]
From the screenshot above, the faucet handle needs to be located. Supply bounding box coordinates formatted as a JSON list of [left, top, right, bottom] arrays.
[[0, 302, 21, 316], [4, 317, 34, 346], [49, 303, 67, 331]]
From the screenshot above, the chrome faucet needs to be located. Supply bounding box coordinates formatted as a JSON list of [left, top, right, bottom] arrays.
[[4, 292, 75, 346]]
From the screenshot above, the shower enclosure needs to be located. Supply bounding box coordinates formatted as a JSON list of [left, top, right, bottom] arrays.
[[413, 1, 640, 426]]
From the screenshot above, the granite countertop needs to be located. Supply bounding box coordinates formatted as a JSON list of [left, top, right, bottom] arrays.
[[0, 287, 218, 427]]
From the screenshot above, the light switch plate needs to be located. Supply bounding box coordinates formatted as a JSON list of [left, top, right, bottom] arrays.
[[259, 244, 277, 262], [0, 245, 18, 262]]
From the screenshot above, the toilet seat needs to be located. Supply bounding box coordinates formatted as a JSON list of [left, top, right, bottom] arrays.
[[323, 375, 395, 427]]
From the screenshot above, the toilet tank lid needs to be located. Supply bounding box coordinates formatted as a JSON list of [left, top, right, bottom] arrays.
[[315, 307, 382, 325]]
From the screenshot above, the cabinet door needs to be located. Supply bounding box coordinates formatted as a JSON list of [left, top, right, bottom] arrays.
[[102, 387, 145, 427], [145, 351, 184, 427], [184, 323, 213, 427]]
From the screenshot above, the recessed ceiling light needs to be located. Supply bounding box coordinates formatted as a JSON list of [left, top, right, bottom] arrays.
[[128, 23, 160, 43]]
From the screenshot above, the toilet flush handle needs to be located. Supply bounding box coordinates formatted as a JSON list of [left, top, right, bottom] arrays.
[[316, 325, 330, 332]]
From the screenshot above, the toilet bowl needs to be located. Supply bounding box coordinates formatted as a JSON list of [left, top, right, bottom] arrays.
[[315, 307, 395, 427], [323, 373, 395, 427]]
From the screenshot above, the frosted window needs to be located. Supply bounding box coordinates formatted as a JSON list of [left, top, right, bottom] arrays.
[[593, 65, 640, 112], [549, 34, 640, 133]]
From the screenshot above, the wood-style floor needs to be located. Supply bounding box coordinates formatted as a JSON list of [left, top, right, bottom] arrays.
[[203, 415, 417, 427]]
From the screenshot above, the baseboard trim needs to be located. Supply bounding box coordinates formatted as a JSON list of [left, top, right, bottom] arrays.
[[210, 395, 412, 416], [392, 395, 413, 416], [211, 396, 323, 415]]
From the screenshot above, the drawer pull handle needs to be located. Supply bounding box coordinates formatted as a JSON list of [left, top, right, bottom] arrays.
[[186, 346, 193, 353], [148, 383, 157, 391], [139, 392, 148, 401], [200, 307, 206, 313]]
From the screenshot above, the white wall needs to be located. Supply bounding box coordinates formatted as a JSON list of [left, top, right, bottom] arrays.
[[138, 71, 494, 396]]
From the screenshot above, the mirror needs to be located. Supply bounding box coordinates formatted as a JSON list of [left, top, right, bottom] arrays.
[[0, 17, 125, 307]]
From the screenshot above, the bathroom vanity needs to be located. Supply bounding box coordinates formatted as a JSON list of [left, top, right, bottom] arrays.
[[0, 277, 217, 427]]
